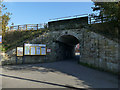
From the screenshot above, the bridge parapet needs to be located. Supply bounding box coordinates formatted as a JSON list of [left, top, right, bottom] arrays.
[[48, 16, 88, 31]]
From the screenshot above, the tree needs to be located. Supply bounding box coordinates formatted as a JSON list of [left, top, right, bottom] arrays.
[[91, 1, 120, 27], [0, 1, 11, 35], [91, 1, 120, 39]]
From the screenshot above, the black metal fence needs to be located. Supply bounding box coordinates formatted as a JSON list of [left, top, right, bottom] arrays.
[[88, 14, 107, 24]]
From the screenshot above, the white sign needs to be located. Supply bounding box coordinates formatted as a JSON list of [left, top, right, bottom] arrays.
[[47, 49, 51, 53]]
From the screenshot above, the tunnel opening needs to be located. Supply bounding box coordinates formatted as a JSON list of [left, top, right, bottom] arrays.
[[56, 35, 80, 61]]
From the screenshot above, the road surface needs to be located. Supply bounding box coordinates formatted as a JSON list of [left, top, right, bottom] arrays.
[[0, 59, 118, 89]]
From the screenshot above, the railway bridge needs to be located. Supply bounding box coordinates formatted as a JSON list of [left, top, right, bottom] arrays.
[[2, 16, 119, 73]]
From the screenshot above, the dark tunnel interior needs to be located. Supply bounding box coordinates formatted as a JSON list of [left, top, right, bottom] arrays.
[[56, 35, 80, 61]]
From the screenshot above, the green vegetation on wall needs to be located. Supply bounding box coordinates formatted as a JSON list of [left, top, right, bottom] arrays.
[[90, 2, 119, 42], [2, 29, 48, 52], [89, 22, 119, 43]]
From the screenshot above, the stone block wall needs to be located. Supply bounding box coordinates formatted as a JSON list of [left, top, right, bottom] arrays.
[[1, 28, 119, 73], [79, 29, 119, 73], [48, 17, 88, 30]]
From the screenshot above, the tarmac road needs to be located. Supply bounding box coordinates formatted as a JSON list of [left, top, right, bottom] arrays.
[[0, 59, 118, 89]]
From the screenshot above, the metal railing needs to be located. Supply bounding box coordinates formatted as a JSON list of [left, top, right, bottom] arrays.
[[88, 14, 107, 24], [8, 14, 107, 32], [9, 23, 48, 31]]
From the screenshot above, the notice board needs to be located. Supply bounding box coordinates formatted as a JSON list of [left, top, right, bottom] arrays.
[[24, 44, 46, 55]]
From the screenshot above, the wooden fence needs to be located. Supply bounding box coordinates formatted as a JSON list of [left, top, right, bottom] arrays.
[[9, 24, 48, 31]]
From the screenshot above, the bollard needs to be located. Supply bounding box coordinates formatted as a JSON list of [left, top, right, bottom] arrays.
[[16, 56, 17, 64]]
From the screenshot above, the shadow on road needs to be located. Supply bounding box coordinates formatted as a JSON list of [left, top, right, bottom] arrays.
[[2, 59, 118, 88]]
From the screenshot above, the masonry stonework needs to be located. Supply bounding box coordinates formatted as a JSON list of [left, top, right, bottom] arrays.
[[1, 28, 119, 73]]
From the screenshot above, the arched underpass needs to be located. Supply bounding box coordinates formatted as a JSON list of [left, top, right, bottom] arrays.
[[56, 35, 80, 61]]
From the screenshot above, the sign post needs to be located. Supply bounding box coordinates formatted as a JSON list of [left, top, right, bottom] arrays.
[[16, 47, 24, 64], [16, 56, 17, 64], [22, 56, 25, 64]]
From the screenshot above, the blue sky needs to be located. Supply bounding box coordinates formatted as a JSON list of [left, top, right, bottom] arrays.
[[4, 2, 94, 26]]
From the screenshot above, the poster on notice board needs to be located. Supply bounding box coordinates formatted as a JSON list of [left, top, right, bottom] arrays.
[[36, 47, 41, 55], [41, 47, 46, 55], [17, 47, 23, 56]]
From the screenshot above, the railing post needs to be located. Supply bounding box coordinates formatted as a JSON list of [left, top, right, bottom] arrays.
[[37, 24, 38, 31], [18, 25, 20, 31], [90, 16, 91, 24], [26, 25, 27, 31], [101, 16, 103, 23]]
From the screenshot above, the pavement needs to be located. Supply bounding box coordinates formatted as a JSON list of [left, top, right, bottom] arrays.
[[0, 59, 118, 89]]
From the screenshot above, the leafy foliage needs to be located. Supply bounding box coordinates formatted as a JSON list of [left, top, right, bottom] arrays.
[[91, 2, 120, 41], [92, 2, 119, 27], [0, 1, 12, 35]]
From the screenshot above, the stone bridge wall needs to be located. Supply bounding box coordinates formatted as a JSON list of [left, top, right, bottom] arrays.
[[48, 17, 88, 30], [1, 28, 119, 73], [79, 29, 119, 73]]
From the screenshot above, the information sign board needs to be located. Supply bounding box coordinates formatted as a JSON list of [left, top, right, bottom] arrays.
[[24, 44, 46, 55], [0, 35, 2, 44], [17, 47, 23, 56]]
